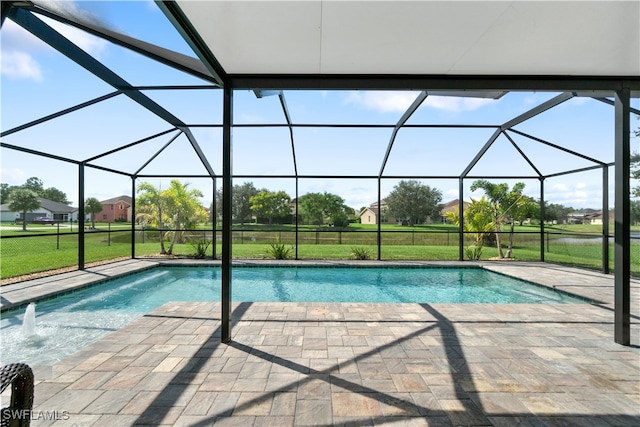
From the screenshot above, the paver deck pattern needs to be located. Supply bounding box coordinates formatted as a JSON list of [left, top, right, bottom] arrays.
[[1, 260, 639, 426]]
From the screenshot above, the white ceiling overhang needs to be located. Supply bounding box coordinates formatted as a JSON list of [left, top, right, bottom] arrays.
[[169, 0, 640, 80]]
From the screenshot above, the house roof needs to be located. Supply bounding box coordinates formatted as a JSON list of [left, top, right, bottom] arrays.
[[369, 199, 387, 208], [0, 198, 76, 213], [100, 195, 133, 205], [38, 198, 76, 213]]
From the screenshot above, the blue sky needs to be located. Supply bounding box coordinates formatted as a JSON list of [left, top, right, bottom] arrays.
[[1, 0, 639, 211]]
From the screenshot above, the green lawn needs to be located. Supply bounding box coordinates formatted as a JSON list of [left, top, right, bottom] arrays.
[[1, 222, 638, 279]]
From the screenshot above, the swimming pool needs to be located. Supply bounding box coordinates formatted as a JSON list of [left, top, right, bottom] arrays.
[[1, 266, 587, 366]]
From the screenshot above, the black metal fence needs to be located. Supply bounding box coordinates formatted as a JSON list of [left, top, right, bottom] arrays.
[[2, 226, 638, 279]]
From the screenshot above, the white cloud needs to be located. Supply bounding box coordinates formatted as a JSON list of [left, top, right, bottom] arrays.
[[0, 168, 27, 185], [43, 17, 108, 60], [1, 51, 43, 81], [545, 181, 607, 209], [422, 96, 494, 112], [444, 188, 459, 198], [0, 9, 109, 82], [345, 91, 494, 114], [344, 91, 419, 113]]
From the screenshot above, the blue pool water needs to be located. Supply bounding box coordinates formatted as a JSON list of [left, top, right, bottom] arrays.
[[1, 266, 586, 366]]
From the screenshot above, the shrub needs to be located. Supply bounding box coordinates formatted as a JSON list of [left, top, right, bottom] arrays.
[[265, 240, 293, 259], [351, 246, 371, 260], [190, 238, 212, 259], [464, 245, 483, 260]]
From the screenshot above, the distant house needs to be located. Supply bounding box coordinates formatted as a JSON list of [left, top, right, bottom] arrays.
[[566, 212, 586, 224], [582, 210, 614, 225], [440, 199, 470, 223], [566, 209, 608, 225], [360, 199, 470, 225], [96, 195, 133, 222], [0, 198, 78, 223], [359, 199, 396, 225], [582, 211, 603, 225]]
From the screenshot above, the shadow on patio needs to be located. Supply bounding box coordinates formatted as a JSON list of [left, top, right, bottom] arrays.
[[87, 300, 640, 426]]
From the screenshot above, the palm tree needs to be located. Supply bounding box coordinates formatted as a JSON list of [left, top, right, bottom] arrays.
[[137, 181, 169, 254], [470, 180, 526, 259], [163, 180, 206, 254], [8, 189, 40, 231], [84, 197, 103, 229], [445, 197, 494, 259]]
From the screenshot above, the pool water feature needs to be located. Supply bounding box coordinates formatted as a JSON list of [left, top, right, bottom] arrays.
[[1, 266, 588, 366]]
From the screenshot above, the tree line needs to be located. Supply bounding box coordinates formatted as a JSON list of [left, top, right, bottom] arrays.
[[212, 182, 356, 227], [0, 177, 70, 205]]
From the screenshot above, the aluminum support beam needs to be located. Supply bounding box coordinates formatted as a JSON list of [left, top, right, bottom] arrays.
[[602, 166, 609, 274], [78, 163, 85, 270], [182, 127, 217, 177], [461, 129, 501, 177], [545, 163, 613, 179], [132, 178, 136, 259], [9, 9, 181, 126], [614, 89, 631, 346], [458, 180, 464, 261], [221, 85, 233, 343], [593, 97, 640, 116], [1, 1, 13, 26], [9, 8, 215, 179], [23, 2, 219, 84], [503, 132, 542, 177], [84, 129, 178, 163], [156, 0, 226, 86], [134, 131, 183, 176], [540, 179, 545, 262], [295, 179, 299, 260], [507, 129, 606, 165], [0, 142, 80, 165], [1, 91, 122, 138], [229, 75, 640, 92], [212, 178, 217, 260], [379, 91, 427, 177], [278, 92, 298, 175], [377, 179, 382, 261], [502, 92, 574, 130]]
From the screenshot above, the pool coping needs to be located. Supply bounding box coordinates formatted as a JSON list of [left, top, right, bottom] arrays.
[[2, 258, 637, 313]]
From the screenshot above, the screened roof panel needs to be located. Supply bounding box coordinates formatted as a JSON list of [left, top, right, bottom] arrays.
[[383, 127, 498, 177], [142, 89, 222, 126], [464, 134, 543, 178], [293, 128, 391, 176], [174, 1, 640, 76], [134, 134, 214, 177], [506, 131, 603, 177], [512, 97, 615, 164], [1, 95, 173, 161], [234, 91, 288, 125], [233, 127, 296, 175]]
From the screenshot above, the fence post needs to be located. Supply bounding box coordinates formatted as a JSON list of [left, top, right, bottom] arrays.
[[412, 230, 415, 246], [56, 222, 60, 250], [339, 231, 342, 245], [108, 222, 111, 246], [546, 231, 549, 253]]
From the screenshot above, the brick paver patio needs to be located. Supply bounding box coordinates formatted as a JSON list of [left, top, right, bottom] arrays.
[[2, 260, 639, 426]]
